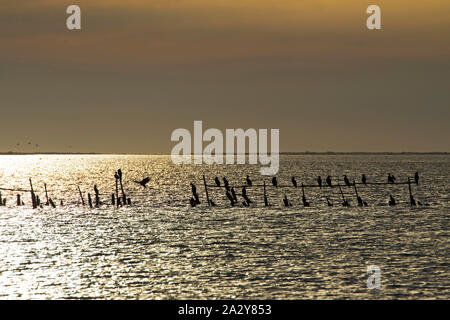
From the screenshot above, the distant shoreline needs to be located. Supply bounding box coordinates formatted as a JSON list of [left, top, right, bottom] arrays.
[[0, 152, 448, 156]]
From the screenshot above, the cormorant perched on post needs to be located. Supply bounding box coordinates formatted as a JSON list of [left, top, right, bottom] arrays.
[[326, 175, 332, 187], [292, 176, 297, 188], [134, 177, 150, 188], [272, 177, 278, 188], [362, 174, 367, 184], [414, 172, 419, 185], [223, 177, 230, 191], [388, 194, 396, 206], [246, 175, 252, 186], [214, 177, 221, 187], [283, 194, 292, 207], [226, 191, 235, 206], [231, 187, 238, 202], [388, 173, 396, 184], [317, 176, 322, 188], [190, 183, 197, 195], [326, 197, 333, 206], [343, 175, 351, 187]]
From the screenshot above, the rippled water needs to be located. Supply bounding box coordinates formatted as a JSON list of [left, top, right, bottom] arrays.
[[0, 154, 448, 299]]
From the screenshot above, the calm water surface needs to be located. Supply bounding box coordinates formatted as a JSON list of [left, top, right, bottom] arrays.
[[0, 154, 448, 299]]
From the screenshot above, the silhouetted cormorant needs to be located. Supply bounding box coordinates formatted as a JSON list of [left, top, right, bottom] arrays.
[[389, 194, 396, 206], [272, 177, 278, 188], [291, 176, 297, 188], [246, 175, 252, 186], [362, 174, 367, 184], [388, 173, 396, 184], [326, 175, 332, 187], [190, 183, 197, 195], [215, 177, 221, 187], [317, 176, 322, 188], [343, 175, 351, 187], [134, 177, 150, 188], [189, 197, 197, 207]]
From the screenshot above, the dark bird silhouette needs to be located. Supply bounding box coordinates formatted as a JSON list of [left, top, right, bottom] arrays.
[[317, 176, 322, 188], [326, 175, 332, 187], [414, 172, 419, 185], [389, 194, 396, 206], [223, 177, 230, 191], [362, 174, 367, 184], [190, 183, 197, 195], [272, 177, 278, 188], [214, 177, 221, 187], [117, 169, 123, 179], [226, 191, 235, 206], [343, 175, 351, 187], [189, 197, 197, 207], [134, 177, 150, 188], [246, 175, 252, 186], [326, 197, 333, 206], [292, 176, 297, 188], [388, 173, 396, 184], [231, 187, 238, 202]]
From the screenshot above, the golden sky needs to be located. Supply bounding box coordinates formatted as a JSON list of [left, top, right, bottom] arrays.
[[0, 0, 449, 153]]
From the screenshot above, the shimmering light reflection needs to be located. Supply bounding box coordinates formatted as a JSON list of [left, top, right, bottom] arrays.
[[0, 154, 448, 299]]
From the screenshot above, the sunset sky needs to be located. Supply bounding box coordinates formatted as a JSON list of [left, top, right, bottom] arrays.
[[1, 0, 449, 153]]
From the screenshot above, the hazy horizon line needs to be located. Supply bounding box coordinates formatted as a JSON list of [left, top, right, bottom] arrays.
[[1, 151, 449, 156]]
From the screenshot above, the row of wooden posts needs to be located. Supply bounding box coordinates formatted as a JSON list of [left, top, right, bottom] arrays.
[[192, 173, 422, 208], [0, 169, 134, 209]]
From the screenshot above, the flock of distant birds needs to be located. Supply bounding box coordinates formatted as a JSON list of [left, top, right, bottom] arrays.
[[188, 172, 422, 208]]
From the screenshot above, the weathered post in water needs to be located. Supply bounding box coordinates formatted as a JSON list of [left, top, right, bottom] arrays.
[[29, 179, 37, 209], [78, 186, 85, 206], [44, 183, 49, 206], [94, 185, 100, 206], [202, 175, 211, 206]]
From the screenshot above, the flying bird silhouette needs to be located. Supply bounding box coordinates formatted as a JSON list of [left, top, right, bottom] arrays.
[[134, 177, 150, 188]]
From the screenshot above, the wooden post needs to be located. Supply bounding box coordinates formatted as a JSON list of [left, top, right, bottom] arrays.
[[111, 193, 115, 206], [0, 191, 2, 206], [29, 178, 37, 209], [408, 177, 416, 206], [88, 193, 93, 208], [44, 183, 49, 205], [17, 194, 21, 206], [49, 198, 56, 208], [94, 185, 100, 206], [353, 181, 362, 206], [78, 186, 85, 206], [263, 181, 269, 206], [202, 175, 210, 206]]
